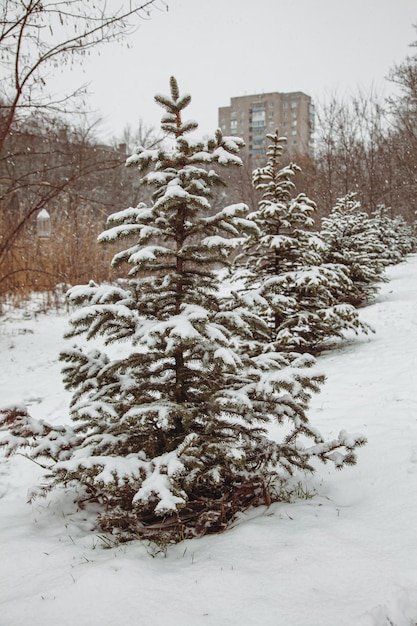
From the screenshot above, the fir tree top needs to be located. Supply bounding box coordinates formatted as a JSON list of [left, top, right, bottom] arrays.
[[250, 129, 316, 234]]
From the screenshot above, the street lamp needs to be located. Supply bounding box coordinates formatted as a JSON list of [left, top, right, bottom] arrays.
[[36, 209, 51, 238]]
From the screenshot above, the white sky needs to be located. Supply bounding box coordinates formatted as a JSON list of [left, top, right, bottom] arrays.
[[54, 0, 417, 141]]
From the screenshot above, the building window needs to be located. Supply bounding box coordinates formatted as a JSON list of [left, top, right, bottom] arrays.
[[251, 107, 265, 120], [252, 135, 264, 146]]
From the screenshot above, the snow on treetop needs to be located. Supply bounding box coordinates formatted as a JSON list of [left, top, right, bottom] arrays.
[[212, 147, 243, 166]]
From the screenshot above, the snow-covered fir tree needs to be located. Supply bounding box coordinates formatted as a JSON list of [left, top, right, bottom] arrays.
[[392, 214, 417, 255], [320, 193, 387, 307], [371, 205, 416, 264], [233, 131, 370, 354], [0, 82, 366, 543]]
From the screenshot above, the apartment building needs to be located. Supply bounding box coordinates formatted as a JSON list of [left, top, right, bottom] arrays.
[[218, 91, 315, 161]]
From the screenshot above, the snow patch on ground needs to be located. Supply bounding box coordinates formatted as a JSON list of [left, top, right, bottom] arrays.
[[0, 256, 416, 626]]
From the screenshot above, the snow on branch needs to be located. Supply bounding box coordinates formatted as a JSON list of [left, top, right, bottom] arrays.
[[0, 405, 79, 463]]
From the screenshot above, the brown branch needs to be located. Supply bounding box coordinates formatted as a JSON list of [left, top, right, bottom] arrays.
[[0, 0, 165, 153]]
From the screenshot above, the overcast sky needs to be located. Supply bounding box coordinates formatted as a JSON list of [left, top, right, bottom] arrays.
[[56, 0, 417, 142]]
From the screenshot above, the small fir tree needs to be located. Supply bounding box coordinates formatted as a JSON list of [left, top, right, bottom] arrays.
[[0, 82, 366, 543], [233, 131, 370, 353], [391, 214, 416, 255], [371, 205, 416, 264], [320, 193, 387, 306]]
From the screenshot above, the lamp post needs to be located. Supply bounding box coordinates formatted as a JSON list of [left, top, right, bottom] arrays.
[[36, 209, 51, 238]]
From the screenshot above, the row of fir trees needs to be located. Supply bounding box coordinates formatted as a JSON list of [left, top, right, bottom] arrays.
[[1, 78, 415, 544]]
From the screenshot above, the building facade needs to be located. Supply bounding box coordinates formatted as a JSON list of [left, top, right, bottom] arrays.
[[218, 91, 315, 161]]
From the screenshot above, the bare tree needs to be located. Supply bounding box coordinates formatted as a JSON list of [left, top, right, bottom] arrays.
[[0, 118, 132, 296], [387, 30, 417, 220], [113, 120, 162, 154], [0, 0, 167, 151], [313, 90, 394, 216], [0, 0, 168, 301]]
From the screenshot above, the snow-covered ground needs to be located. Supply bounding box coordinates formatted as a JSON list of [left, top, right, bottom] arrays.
[[0, 256, 416, 626]]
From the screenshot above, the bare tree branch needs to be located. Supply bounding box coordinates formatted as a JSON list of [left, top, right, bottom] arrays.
[[0, 0, 167, 152]]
